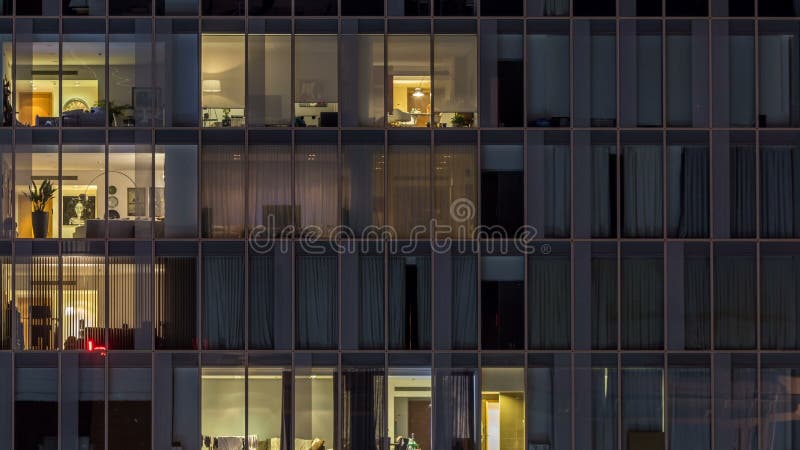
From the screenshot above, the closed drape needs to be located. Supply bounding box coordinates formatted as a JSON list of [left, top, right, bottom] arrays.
[[761, 256, 800, 349], [202, 255, 244, 349], [621, 368, 664, 450], [415, 258, 432, 349], [761, 146, 800, 238], [296, 256, 337, 349], [621, 257, 663, 350], [592, 146, 615, 237], [684, 256, 711, 350], [388, 257, 406, 349], [156, 257, 196, 349], [295, 144, 338, 234], [543, 145, 571, 238], [592, 367, 618, 450], [434, 371, 476, 450], [342, 370, 386, 450], [528, 367, 554, 443], [715, 256, 757, 349], [342, 145, 384, 234], [669, 146, 709, 238], [528, 255, 570, 349], [669, 368, 711, 450], [201, 144, 245, 238], [249, 145, 293, 232], [281, 371, 292, 450], [758, 34, 800, 127], [592, 258, 617, 349], [249, 254, 275, 349], [388, 147, 430, 238], [359, 256, 384, 349], [731, 146, 757, 238], [388, 257, 431, 349], [452, 256, 477, 349], [623, 145, 663, 237], [761, 368, 800, 450]]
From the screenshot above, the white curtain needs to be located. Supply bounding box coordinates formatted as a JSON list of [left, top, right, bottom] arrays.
[[249, 145, 292, 232], [623, 145, 663, 238], [296, 256, 337, 349], [202, 255, 244, 350], [295, 144, 338, 234], [388, 146, 430, 238], [201, 145, 245, 238]]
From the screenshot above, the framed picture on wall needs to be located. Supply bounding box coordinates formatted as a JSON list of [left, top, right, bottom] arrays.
[[127, 187, 147, 217], [132, 87, 161, 126], [63, 196, 95, 225]]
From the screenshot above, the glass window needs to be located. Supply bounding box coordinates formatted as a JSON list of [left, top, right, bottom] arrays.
[[712, 0, 754, 15], [573, 20, 616, 127], [433, 355, 478, 450], [154, 353, 200, 450], [341, 21, 385, 127], [434, 132, 477, 237], [247, 26, 292, 127], [482, 0, 522, 15], [249, 355, 292, 449], [295, 34, 338, 127], [526, 20, 570, 128], [14, 241, 59, 349], [760, 0, 800, 16], [294, 355, 337, 449], [61, 353, 104, 450], [620, 0, 661, 15], [388, 33, 431, 128], [342, 131, 384, 235], [155, 242, 198, 350], [62, 243, 105, 351], [482, 362, 526, 450], [760, 355, 800, 449], [714, 354, 757, 450], [761, 243, 800, 349], [527, 131, 570, 238], [667, 131, 709, 238], [528, 244, 571, 349], [342, 356, 386, 450], [249, 245, 292, 350], [296, 0, 337, 15], [527, 354, 572, 450], [0, 23, 11, 127], [108, 241, 153, 350], [296, 249, 338, 350], [389, 243, 432, 350], [481, 132, 524, 235], [342, 0, 383, 15], [760, 132, 800, 238], [528, 0, 569, 15], [712, 131, 756, 238], [621, 132, 663, 238], [712, 20, 755, 127], [341, 244, 385, 350], [0, 354, 9, 449], [667, 0, 708, 15], [63, 0, 104, 15], [434, 249, 478, 350], [15, 20, 59, 128], [203, 0, 247, 14], [388, 0, 430, 16], [110, 20, 155, 127], [155, 19, 199, 127], [61, 142, 105, 239], [574, 0, 615, 16], [110, 0, 152, 14], [666, 20, 709, 127], [157, 139, 199, 239], [16, 0, 58, 15], [574, 354, 618, 450], [0, 132, 11, 233], [434, 0, 474, 15], [388, 132, 431, 238], [109, 354, 151, 450], [202, 242, 244, 350], [714, 243, 756, 350], [666, 242, 711, 350], [621, 243, 664, 350], [434, 29, 477, 128], [668, 355, 711, 450], [249, 0, 291, 15], [0, 243, 9, 350], [202, 33, 245, 128], [201, 131, 246, 238], [621, 355, 665, 450], [388, 365, 432, 449], [481, 255, 524, 350], [573, 242, 617, 350], [15, 135, 59, 238], [61, 21, 107, 127], [620, 20, 663, 128], [15, 354, 58, 450], [573, 131, 617, 238], [249, 131, 293, 235], [109, 138, 155, 239], [158, 0, 199, 14], [295, 131, 338, 235], [201, 354, 247, 450], [759, 22, 800, 127], [480, 20, 524, 128]]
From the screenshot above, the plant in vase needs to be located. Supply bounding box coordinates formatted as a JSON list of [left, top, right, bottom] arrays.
[[94, 100, 133, 126], [221, 108, 232, 127], [451, 113, 470, 128], [25, 179, 56, 238]]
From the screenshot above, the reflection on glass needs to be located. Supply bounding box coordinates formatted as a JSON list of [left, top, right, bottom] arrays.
[[249, 367, 290, 449], [294, 35, 338, 127], [202, 34, 245, 127], [341, 32, 384, 127], [61, 353, 105, 450], [248, 34, 292, 127], [481, 256, 525, 350], [434, 34, 478, 128], [389, 368, 432, 450], [158, 144, 198, 238], [526, 22, 570, 128], [108, 354, 151, 450], [621, 359, 664, 450], [15, 22, 59, 127], [110, 20, 154, 127], [388, 35, 431, 128], [15, 354, 58, 450]]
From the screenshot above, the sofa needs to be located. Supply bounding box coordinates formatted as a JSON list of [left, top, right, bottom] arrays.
[[61, 108, 107, 127], [260, 438, 325, 450]]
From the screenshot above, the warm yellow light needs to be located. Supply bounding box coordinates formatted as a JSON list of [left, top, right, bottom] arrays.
[[202, 79, 222, 93]]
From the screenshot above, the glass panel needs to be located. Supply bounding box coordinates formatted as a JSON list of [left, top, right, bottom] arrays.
[[434, 33, 477, 128], [110, 19, 154, 127], [14, 242, 60, 349], [575, 355, 618, 450], [759, 22, 800, 127], [712, 20, 755, 128], [666, 20, 709, 127], [528, 244, 571, 349], [201, 356, 247, 450], [341, 362, 386, 450], [574, 0, 615, 16], [157, 143, 199, 238], [201, 136, 246, 238], [621, 355, 665, 450], [482, 367, 526, 450], [527, 0, 569, 15], [573, 131, 617, 238], [16, 0, 58, 15], [760, 243, 800, 349], [296, 250, 338, 349], [388, 35, 431, 128], [760, 132, 800, 238], [573, 20, 616, 127], [61, 353, 105, 450], [109, 354, 151, 450], [526, 20, 570, 128], [341, 28, 384, 127], [481, 256, 524, 350], [481, 133, 524, 235], [14, 139, 58, 238], [527, 131, 570, 238], [483, 0, 522, 15], [294, 35, 338, 127], [295, 357, 337, 448], [434, 134, 477, 237], [249, 132, 293, 235], [667, 0, 708, 15], [0, 354, 9, 449], [202, 0, 247, 14], [388, 367, 432, 448], [248, 245, 292, 350], [480, 20, 524, 128], [15, 20, 59, 128], [712, 0, 753, 15], [110, 0, 152, 14], [295, 0, 338, 15], [61, 143, 105, 239], [202, 243, 244, 350], [714, 243, 757, 350], [154, 353, 200, 450], [666, 242, 711, 350], [0, 246, 9, 350], [0, 134, 12, 233], [341, 245, 385, 350], [433, 356, 478, 450], [667, 132, 709, 238], [388, 0, 430, 16], [158, 0, 199, 14], [759, 0, 800, 16], [621, 132, 663, 238], [62, 25, 106, 127], [15, 354, 58, 450], [573, 242, 617, 350], [668, 356, 711, 450], [62, 245, 105, 350], [527, 355, 572, 450], [155, 243, 198, 350], [712, 131, 755, 238], [620, 243, 664, 350], [109, 141, 154, 238], [387, 133, 431, 238], [620, 0, 661, 15], [249, 0, 291, 15], [620, 20, 662, 128], [108, 241, 153, 350], [435, 0, 474, 15], [342, 131, 384, 235], [388, 244, 432, 350], [295, 133, 338, 235], [342, 0, 384, 15], [247, 33, 292, 127], [0, 27, 11, 126], [155, 19, 199, 127], [202, 34, 245, 128], [434, 249, 478, 350], [714, 354, 757, 450], [760, 355, 800, 450], [248, 362, 291, 449]]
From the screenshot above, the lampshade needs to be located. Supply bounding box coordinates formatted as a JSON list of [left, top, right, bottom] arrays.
[[412, 87, 425, 97], [202, 79, 222, 93]]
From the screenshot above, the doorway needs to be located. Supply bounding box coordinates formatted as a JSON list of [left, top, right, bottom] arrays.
[[18, 92, 53, 126]]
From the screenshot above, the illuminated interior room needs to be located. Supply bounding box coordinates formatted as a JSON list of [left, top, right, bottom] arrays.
[[389, 369, 433, 450]]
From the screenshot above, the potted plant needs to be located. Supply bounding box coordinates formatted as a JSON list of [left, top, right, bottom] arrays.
[[221, 108, 232, 127], [451, 113, 470, 128], [25, 179, 56, 238], [94, 100, 132, 126]]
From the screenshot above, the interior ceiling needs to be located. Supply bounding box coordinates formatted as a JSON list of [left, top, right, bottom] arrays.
[[18, 152, 164, 173], [22, 42, 139, 66]]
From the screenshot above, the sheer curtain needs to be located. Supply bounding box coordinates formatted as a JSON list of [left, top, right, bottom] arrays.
[[388, 147, 430, 238], [592, 258, 617, 349], [249, 145, 292, 233], [715, 255, 757, 349], [296, 256, 337, 349], [668, 146, 709, 238], [529, 145, 570, 238], [731, 146, 757, 238], [249, 255, 274, 349], [621, 368, 664, 450], [592, 146, 615, 237], [528, 255, 570, 349], [295, 144, 338, 235], [202, 256, 244, 350], [452, 256, 477, 349], [359, 256, 384, 350], [434, 371, 476, 450], [201, 145, 245, 238], [761, 255, 800, 349], [761, 146, 800, 238], [621, 257, 663, 349], [342, 369, 386, 450], [623, 145, 663, 238], [669, 368, 711, 450], [434, 144, 477, 236]]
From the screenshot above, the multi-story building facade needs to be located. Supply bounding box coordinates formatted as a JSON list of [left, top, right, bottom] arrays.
[[0, 0, 798, 449]]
